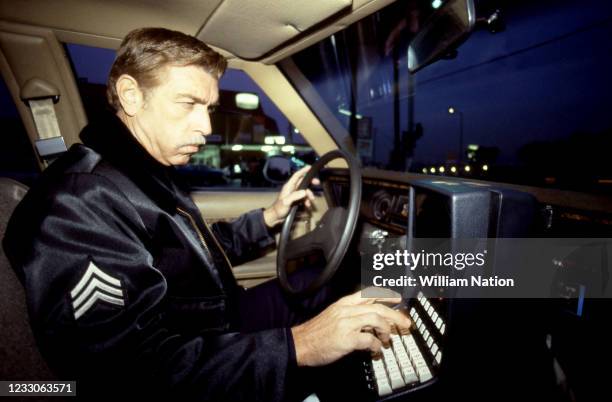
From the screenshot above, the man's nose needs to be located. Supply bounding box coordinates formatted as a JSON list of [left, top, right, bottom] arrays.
[[195, 106, 212, 136]]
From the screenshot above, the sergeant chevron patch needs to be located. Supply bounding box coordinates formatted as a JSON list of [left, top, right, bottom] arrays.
[[70, 261, 125, 320]]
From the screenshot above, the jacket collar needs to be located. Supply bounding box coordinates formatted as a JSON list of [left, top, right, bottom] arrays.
[[80, 112, 184, 213]]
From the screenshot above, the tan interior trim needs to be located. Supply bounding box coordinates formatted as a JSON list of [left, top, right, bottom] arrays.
[[260, 0, 396, 64], [52, 29, 237, 61], [0, 21, 87, 159]]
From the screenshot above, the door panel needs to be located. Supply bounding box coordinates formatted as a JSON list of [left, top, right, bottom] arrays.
[[191, 190, 328, 287]]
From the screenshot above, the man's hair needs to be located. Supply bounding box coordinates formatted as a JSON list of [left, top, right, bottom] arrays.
[[106, 27, 227, 111]]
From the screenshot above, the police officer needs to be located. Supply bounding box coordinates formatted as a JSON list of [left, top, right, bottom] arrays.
[[3, 27, 410, 401]]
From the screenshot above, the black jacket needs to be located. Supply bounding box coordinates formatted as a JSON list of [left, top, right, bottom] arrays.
[[3, 113, 297, 401]]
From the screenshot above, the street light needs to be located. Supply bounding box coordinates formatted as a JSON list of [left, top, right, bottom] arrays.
[[448, 106, 464, 163]]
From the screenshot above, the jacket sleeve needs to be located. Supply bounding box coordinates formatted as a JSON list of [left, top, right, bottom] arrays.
[[3, 173, 296, 402], [210, 208, 276, 265]]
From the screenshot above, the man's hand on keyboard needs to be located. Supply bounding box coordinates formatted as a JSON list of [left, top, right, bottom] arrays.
[[291, 288, 411, 367]]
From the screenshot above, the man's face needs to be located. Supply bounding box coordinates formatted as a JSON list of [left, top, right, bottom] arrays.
[[132, 65, 219, 166]]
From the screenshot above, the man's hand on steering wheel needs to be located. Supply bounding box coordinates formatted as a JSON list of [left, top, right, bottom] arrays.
[[263, 165, 320, 228]]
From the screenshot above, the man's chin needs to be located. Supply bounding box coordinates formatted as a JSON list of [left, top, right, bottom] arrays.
[[171, 154, 193, 166]]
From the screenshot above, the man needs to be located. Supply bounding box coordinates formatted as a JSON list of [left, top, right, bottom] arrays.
[[3, 28, 409, 401]]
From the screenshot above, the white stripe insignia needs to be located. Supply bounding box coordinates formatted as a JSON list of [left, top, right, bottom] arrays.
[[70, 261, 124, 320]]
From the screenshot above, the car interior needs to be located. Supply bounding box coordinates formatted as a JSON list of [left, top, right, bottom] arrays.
[[1, 0, 611, 400]]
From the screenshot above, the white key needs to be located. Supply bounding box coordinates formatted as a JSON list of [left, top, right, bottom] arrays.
[[431, 343, 439, 355], [410, 307, 417, 317], [435, 317, 443, 330], [423, 299, 430, 309], [440, 323, 446, 334], [416, 317, 422, 327], [377, 379, 392, 396], [431, 311, 439, 322], [427, 337, 434, 348], [435, 351, 442, 364], [417, 365, 433, 382], [388, 371, 405, 390], [399, 361, 418, 384], [423, 328, 430, 340], [427, 305, 434, 315]]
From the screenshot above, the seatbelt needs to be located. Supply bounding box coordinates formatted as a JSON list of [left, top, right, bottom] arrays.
[[20, 78, 67, 160]]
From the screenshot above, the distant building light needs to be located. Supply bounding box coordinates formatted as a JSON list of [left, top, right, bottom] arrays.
[[293, 127, 300, 134], [432, 0, 443, 9], [450, 166, 457, 173], [231, 144, 243, 151], [264, 136, 286, 145], [439, 166, 445, 173], [281, 145, 295, 153], [338, 108, 362, 119], [467, 144, 479, 151], [448, 107, 455, 114], [482, 164, 489, 171], [233, 164, 242, 174], [430, 167, 436, 173], [338, 108, 352, 117], [422, 168, 428, 174], [464, 165, 471, 172], [235, 93, 259, 110]]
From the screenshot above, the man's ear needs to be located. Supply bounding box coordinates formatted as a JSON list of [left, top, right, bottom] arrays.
[[116, 74, 144, 116]]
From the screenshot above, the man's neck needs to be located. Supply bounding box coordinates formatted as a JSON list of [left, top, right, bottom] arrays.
[[116, 111, 169, 166]]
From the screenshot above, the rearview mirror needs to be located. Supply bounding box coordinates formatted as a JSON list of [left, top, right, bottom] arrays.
[[408, 0, 476, 73]]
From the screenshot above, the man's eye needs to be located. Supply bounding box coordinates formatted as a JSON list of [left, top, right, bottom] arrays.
[[180, 102, 195, 109]]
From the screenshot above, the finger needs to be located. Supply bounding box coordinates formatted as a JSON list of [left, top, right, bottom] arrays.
[[312, 177, 321, 186], [347, 312, 392, 343], [283, 189, 308, 205], [354, 332, 383, 354], [351, 304, 411, 331], [289, 166, 311, 187], [306, 189, 316, 201]]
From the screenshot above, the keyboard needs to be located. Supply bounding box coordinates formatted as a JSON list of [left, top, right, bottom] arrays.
[[363, 292, 447, 399]]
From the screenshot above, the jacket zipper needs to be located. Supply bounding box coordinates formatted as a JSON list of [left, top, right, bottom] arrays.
[[176, 207, 233, 269]]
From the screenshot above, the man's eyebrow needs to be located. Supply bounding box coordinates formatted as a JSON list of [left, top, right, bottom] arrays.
[[176, 93, 217, 105]]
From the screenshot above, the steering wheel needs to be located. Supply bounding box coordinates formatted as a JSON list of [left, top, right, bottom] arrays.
[[277, 149, 362, 296]]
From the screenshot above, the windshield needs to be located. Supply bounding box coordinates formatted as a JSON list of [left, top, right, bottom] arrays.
[[281, 0, 612, 195]]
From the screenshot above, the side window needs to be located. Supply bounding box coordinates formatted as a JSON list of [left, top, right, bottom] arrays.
[[182, 69, 312, 189], [0, 77, 40, 186], [64, 43, 312, 190]]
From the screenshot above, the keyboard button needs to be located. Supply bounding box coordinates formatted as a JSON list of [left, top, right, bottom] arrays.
[[400, 362, 418, 384], [377, 379, 392, 396], [435, 317, 443, 329], [388, 371, 405, 390], [417, 365, 433, 382], [431, 311, 439, 322], [426, 337, 434, 348], [435, 351, 442, 364], [440, 323, 446, 334], [431, 343, 439, 355]]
